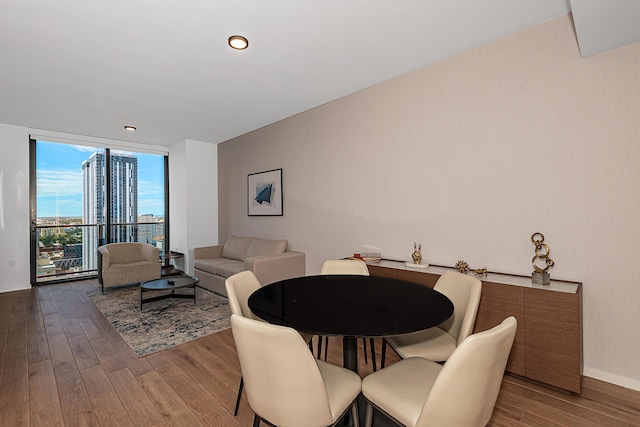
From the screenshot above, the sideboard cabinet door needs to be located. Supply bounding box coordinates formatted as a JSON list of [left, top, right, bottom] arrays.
[[474, 281, 526, 376], [524, 287, 582, 393]]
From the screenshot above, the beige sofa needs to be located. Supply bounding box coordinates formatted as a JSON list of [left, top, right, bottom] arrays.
[[193, 236, 305, 296], [97, 242, 161, 292]]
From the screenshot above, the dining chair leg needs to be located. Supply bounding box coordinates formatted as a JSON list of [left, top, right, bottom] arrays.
[[319, 336, 378, 370], [317, 336, 323, 359], [362, 337, 368, 364], [351, 400, 360, 427], [234, 377, 244, 416], [253, 414, 261, 427], [318, 336, 379, 369], [364, 402, 374, 427], [369, 338, 377, 372], [380, 339, 387, 368], [323, 336, 329, 361]]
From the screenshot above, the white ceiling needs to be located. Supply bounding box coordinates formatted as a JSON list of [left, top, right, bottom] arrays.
[[570, 0, 640, 57], [1, 1, 638, 147]]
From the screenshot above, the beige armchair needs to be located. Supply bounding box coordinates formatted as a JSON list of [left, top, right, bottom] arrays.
[[231, 314, 361, 427], [362, 316, 517, 427], [97, 242, 161, 292]]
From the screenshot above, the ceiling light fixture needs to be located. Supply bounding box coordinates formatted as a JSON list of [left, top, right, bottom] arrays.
[[228, 35, 249, 50], [124, 125, 137, 131]]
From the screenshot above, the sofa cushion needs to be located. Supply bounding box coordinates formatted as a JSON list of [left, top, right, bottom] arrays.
[[245, 238, 288, 258], [194, 258, 236, 274], [214, 261, 246, 278], [221, 236, 255, 261]]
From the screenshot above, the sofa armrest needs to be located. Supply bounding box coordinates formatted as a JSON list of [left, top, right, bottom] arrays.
[[141, 244, 160, 262], [194, 244, 224, 260], [98, 247, 111, 269], [245, 251, 305, 286]]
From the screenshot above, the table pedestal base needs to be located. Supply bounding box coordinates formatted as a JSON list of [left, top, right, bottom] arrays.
[[343, 337, 358, 373]]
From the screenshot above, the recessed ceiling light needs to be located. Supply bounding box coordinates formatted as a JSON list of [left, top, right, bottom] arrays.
[[124, 125, 137, 131], [228, 35, 249, 50]]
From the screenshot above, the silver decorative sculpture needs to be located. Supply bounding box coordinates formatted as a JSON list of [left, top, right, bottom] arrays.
[[531, 232, 554, 285]]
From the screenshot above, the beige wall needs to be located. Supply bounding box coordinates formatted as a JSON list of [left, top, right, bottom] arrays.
[[218, 14, 640, 389]]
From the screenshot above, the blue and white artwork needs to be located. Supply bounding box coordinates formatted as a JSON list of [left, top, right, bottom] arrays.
[[255, 182, 274, 205], [248, 169, 283, 216]]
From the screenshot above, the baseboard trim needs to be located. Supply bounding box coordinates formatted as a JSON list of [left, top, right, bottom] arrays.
[[0, 283, 32, 293], [583, 368, 640, 393]]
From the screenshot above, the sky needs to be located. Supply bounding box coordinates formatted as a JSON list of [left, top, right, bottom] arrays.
[[36, 140, 165, 218]]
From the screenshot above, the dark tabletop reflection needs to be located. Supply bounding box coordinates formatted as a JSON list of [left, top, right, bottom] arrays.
[[248, 275, 454, 337]]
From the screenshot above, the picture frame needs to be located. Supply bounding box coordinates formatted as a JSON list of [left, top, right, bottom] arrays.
[[247, 168, 283, 216]]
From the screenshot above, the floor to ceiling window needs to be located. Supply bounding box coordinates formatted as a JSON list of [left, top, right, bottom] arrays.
[[30, 139, 168, 284]]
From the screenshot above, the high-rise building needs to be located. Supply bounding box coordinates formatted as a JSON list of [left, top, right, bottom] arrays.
[[82, 152, 138, 270], [137, 214, 158, 246]]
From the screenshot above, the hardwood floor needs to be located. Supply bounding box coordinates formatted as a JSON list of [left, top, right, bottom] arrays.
[[1, 279, 639, 426]]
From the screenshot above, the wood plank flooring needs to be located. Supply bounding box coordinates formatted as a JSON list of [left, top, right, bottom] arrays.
[[1, 279, 639, 426]]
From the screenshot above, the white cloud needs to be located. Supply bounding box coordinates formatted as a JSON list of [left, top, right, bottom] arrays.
[[37, 169, 83, 198], [70, 145, 100, 153]]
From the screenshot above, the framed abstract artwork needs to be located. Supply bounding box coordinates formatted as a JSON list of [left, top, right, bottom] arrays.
[[247, 168, 283, 216]]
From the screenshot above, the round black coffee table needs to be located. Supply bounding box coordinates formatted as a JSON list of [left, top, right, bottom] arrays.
[[248, 274, 453, 373], [140, 276, 199, 310]]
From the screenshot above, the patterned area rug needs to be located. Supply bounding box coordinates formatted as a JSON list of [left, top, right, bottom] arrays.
[[87, 285, 231, 357]]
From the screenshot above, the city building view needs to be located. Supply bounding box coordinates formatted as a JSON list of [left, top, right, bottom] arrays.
[[36, 143, 165, 281]]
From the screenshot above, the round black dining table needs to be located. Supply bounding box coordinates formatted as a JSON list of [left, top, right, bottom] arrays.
[[248, 274, 454, 373]]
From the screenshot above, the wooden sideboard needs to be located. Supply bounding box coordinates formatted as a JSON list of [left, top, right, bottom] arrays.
[[367, 260, 583, 393]]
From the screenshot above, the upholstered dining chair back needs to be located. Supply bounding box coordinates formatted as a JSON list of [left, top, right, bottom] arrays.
[[231, 314, 361, 427], [434, 271, 482, 344], [416, 316, 517, 427], [320, 259, 370, 276], [225, 270, 262, 320], [225, 270, 315, 418]]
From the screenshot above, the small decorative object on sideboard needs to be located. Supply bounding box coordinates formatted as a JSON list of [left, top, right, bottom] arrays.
[[531, 232, 554, 285], [405, 242, 428, 269], [472, 267, 488, 277], [411, 242, 422, 264], [455, 260, 487, 276], [455, 260, 469, 274], [360, 252, 382, 262]]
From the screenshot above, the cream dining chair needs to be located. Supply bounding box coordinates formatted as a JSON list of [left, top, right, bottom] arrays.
[[381, 270, 482, 367], [231, 314, 362, 427], [363, 316, 517, 427], [319, 259, 377, 371], [225, 270, 313, 416]]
